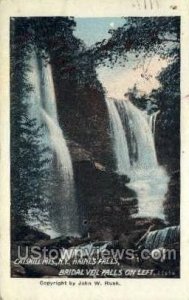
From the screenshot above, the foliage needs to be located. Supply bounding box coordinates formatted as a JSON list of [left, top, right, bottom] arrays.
[[101, 17, 180, 168], [152, 59, 180, 170], [10, 16, 105, 226], [11, 16, 180, 228], [88, 17, 180, 67], [10, 18, 53, 225]]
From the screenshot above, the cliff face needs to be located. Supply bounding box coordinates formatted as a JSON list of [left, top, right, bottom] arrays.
[[52, 66, 114, 168], [51, 64, 179, 233], [155, 113, 180, 173], [67, 140, 135, 237], [73, 159, 137, 239], [155, 113, 180, 225], [51, 64, 135, 237]]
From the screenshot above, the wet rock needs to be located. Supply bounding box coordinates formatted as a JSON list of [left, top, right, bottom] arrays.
[[34, 235, 91, 249], [23, 264, 60, 277], [131, 217, 166, 231], [11, 262, 26, 277], [12, 224, 50, 242], [68, 140, 92, 162], [104, 206, 112, 213], [164, 170, 180, 225], [73, 159, 136, 238], [34, 236, 71, 249], [55, 74, 113, 166], [120, 197, 137, 206], [118, 230, 146, 250], [90, 227, 114, 241]]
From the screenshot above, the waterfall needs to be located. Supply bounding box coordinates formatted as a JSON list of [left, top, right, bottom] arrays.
[[106, 97, 158, 173], [105, 97, 169, 219], [28, 52, 79, 237], [148, 110, 160, 137], [115, 100, 158, 170], [105, 98, 130, 175], [144, 226, 180, 250]]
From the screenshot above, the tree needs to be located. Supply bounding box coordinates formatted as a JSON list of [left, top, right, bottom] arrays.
[[151, 59, 180, 170], [91, 17, 180, 169], [11, 16, 105, 228], [87, 17, 180, 67], [11, 18, 53, 227]]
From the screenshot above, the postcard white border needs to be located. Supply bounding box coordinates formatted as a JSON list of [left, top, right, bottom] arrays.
[[0, 0, 189, 299]]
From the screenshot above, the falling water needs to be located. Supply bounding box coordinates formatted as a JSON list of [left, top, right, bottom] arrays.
[[144, 226, 180, 250], [28, 52, 79, 237], [148, 110, 160, 137], [105, 98, 130, 175], [105, 97, 169, 219], [115, 100, 158, 170]]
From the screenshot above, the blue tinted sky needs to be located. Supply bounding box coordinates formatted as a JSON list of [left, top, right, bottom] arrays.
[[74, 17, 125, 47], [73, 18, 168, 98]]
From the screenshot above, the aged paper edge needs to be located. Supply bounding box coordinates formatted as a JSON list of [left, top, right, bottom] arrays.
[[0, 0, 189, 299]]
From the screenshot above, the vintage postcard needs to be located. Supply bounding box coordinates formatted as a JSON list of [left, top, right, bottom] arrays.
[[0, 0, 189, 299]]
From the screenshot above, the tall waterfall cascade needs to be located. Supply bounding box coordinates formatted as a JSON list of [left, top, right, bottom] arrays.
[[115, 100, 158, 171], [105, 99, 130, 175], [105, 97, 169, 219], [148, 110, 160, 137], [28, 52, 80, 237]]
